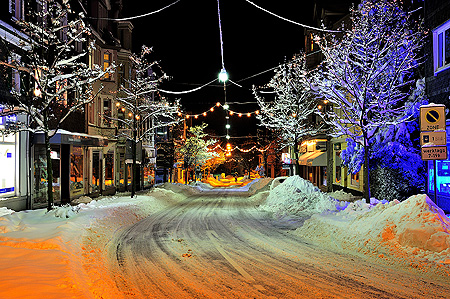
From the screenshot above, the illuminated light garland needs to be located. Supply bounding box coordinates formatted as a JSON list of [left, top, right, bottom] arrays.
[[210, 143, 271, 153], [177, 102, 261, 119]]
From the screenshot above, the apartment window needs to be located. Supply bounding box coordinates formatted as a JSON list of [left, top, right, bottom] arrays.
[[9, 0, 23, 20], [103, 98, 111, 127], [88, 102, 94, 125], [433, 20, 450, 74], [103, 51, 112, 80]]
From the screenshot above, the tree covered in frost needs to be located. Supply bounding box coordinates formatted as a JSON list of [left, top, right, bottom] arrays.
[[0, 0, 108, 210], [313, 0, 426, 200], [254, 53, 323, 175], [343, 79, 427, 201], [176, 123, 218, 183], [114, 45, 180, 197]]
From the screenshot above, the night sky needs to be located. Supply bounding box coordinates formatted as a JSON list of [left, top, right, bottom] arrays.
[[124, 0, 314, 138]]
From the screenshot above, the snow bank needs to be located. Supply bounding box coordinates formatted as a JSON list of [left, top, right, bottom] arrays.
[[0, 190, 181, 299], [296, 194, 450, 266], [260, 175, 338, 217], [0, 207, 14, 218]]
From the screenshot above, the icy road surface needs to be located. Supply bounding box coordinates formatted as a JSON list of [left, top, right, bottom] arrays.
[[108, 190, 450, 299]]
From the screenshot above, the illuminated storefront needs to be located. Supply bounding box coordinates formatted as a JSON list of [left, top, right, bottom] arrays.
[[33, 130, 106, 206], [426, 122, 450, 212], [0, 130, 16, 197], [0, 114, 30, 210]]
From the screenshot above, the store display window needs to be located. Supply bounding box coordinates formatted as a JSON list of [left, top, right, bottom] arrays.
[[428, 159, 450, 194], [0, 134, 15, 197], [105, 151, 114, 186], [70, 146, 84, 196]]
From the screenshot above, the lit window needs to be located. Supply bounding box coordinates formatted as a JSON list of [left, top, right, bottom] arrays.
[[103, 52, 111, 79], [433, 20, 450, 74]]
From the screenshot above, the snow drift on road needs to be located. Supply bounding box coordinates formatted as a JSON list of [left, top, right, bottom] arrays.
[[296, 194, 450, 266], [259, 175, 339, 217], [260, 175, 450, 267]]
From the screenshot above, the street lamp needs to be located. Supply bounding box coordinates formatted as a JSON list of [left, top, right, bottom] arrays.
[[218, 68, 228, 83]]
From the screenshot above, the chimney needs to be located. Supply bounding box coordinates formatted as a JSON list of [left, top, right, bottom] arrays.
[[117, 21, 133, 51]]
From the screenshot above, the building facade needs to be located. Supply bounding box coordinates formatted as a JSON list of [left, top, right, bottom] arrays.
[[424, 0, 450, 212]]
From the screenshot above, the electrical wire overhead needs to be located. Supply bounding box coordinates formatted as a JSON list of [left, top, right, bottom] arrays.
[[158, 78, 217, 94], [244, 0, 341, 33], [93, 0, 181, 21]]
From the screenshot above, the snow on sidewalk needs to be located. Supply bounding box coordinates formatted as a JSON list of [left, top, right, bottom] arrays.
[[0, 188, 182, 299]]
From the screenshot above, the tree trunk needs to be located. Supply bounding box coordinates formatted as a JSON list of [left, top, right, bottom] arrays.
[[294, 145, 300, 176], [326, 138, 333, 193], [363, 134, 371, 202]]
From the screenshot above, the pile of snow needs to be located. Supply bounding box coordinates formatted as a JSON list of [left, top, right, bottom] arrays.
[[0, 207, 14, 218], [260, 175, 338, 217], [296, 194, 450, 265], [0, 189, 182, 299]]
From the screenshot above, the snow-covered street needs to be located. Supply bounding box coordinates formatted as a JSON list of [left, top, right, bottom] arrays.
[[1, 177, 450, 298]]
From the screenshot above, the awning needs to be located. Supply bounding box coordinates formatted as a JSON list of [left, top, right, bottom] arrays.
[[33, 129, 107, 147], [307, 151, 327, 167], [298, 152, 316, 166]]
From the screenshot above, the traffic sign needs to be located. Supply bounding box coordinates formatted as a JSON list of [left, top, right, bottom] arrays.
[[420, 131, 447, 146], [421, 146, 448, 160], [420, 105, 446, 132]]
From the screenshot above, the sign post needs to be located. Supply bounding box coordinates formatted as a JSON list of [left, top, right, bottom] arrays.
[[420, 104, 447, 203]]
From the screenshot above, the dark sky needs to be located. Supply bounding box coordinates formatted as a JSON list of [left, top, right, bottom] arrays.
[[123, 0, 314, 137]]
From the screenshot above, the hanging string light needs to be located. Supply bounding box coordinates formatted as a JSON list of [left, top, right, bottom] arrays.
[[210, 143, 271, 153], [176, 102, 260, 119]]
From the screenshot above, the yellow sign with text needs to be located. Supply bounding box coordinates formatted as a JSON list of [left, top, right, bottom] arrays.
[[421, 146, 448, 160], [420, 105, 446, 132]]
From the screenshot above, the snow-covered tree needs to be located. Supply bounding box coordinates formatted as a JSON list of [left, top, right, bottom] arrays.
[[313, 0, 426, 200], [0, 0, 108, 210], [114, 45, 180, 197], [254, 53, 323, 175], [344, 78, 427, 200], [176, 123, 218, 183]]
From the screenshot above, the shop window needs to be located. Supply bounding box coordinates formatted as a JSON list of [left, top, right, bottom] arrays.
[[127, 163, 132, 186], [33, 145, 47, 204], [118, 153, 125, 189], [433, 20, 450, 74], [32, 145, 60, 204], [91, 151, 100, 192], [335, 165, 341, 184], [70, 146, 84, 196], [0, 139, 15, 197], [351, 171, 360, 188], [105, 151, 114, 186], [51, 147, 60, 201], [428, 159, 450, 195]]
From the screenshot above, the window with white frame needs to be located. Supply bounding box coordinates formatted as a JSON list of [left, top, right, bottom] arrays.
[[9, 0, 24, 21], [433, 19, 450, 75]]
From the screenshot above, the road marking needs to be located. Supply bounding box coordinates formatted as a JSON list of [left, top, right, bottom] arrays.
[[206, 230, 265, 293]]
